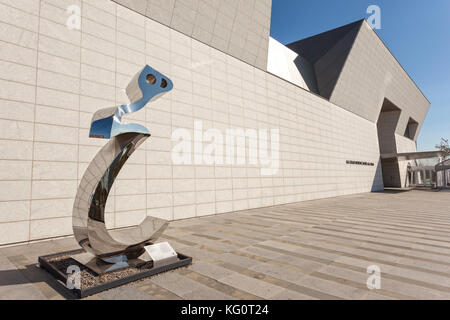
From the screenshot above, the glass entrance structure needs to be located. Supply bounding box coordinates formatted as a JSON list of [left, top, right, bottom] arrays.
[[408, 164, 436, 187], [407, 157, 450, 189], [382, 151, 444, 188], [436, 159, 450, 189], [405, 155, 444, 188]]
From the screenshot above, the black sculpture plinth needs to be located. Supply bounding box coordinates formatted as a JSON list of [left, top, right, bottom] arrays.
[[39, 248, 192, 299]]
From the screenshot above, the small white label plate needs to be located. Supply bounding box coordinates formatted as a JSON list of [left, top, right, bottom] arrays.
[[144, 242, 178, 268]]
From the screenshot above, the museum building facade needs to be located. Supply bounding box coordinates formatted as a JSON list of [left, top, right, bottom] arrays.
[[0, 0, 430, 246]]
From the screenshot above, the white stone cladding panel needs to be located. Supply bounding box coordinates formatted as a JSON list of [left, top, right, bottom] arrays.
[[395, 134, 417, 154], [330, 21, 429, 141], [111, 0, 272, 70], [266, 37, 317, 92], [0, 0, 382, 245]]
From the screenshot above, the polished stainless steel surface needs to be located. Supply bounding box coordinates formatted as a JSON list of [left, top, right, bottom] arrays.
[[72, 65, 173, 266], [89, 65, 173, 139]]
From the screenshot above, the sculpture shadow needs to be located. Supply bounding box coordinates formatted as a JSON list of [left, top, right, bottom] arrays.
[[0, 263, 77, 300]]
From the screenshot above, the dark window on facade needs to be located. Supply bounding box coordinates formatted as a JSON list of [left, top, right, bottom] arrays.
[[404, 117, 418, 140]]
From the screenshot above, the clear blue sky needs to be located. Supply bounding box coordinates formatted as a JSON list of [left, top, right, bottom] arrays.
[[270, 0, 450, 151]]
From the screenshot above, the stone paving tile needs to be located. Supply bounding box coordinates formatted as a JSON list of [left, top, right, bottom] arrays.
[[332, 256, 396, 274], [295, 275, 369, 300], [363, 291, 396, 300], [183, 286, 235, 300], [257, 244, 333, 266], [208, 259, 340, 299], [381, 264, 450, 288], [293, 239, 406, 265], [202, 224, 269, 241], [170, 244, 223, 261], [238, 246, 286, 261], [395, 256, 450, 274], [412, 243, 450, 256], [53, 237, 80, 251], [0, 256, 47, 300], [259, 240, 306, 254], [218, 272, 285, 299], [99, 285, 157, 300], [0, 240, 62, 263], [164, 232, 236, 253], [7, 255, 65, 300], [148, 271, 218, 297], [312, 263, 412, 300], [249, 262, 308, 283], [0, 190, 450, 300], [134, 280, 182, 300], [177, 268, 262, 300], [217, 253, 262, 269], [356, 241, 415, 256], [379, 277, 449, 300], [275, 253, 328, 273], [269, 289, 319, 300], [194, 229, 262, 246], [408, 248, 450, 262], [187, 260, 235, 281], [301, 240, 405, 266]]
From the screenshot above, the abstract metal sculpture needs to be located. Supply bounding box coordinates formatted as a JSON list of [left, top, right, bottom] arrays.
[[72, 65, 173, 271]]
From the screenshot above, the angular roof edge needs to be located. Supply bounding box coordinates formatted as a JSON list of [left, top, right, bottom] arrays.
[[287, 18, 365, 46], [287, 18, 430, 105], [360, 19, 430, 104], [286, 19, 364, 65]]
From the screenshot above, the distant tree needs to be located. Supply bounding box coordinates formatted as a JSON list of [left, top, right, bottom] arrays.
[[435, 138, 450, 160]]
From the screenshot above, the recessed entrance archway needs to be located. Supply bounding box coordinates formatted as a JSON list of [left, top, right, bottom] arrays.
[[377, 98, 402, 187]]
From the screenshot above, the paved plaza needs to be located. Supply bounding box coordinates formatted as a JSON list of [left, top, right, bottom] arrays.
[[1, 190, 449, 300]]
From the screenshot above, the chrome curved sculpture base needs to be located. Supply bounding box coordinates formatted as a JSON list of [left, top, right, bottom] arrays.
[[71, 65, 176, 273], [73, 133, 168, 262]]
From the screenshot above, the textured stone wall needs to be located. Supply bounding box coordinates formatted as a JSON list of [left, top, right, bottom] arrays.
[[112, 0, 272, 70]]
